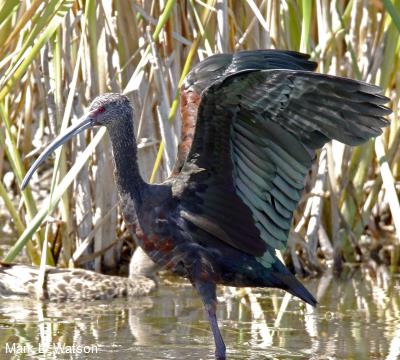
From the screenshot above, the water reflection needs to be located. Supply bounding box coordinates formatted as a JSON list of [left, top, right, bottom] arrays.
[[0, 267, 399, 359]]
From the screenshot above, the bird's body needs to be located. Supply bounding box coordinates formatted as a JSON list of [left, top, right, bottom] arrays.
[[121, 177, 314, 301], [21, 50, 391, 359]]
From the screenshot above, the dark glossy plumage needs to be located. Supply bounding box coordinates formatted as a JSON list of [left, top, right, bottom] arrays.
[[21, 50, 391, 360]]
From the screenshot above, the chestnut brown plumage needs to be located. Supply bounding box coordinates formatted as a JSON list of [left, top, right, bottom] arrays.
[[21, 50, 391, 359]]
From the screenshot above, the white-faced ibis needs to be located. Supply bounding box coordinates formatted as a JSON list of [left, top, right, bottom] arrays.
[[21, 50, 391, 359]]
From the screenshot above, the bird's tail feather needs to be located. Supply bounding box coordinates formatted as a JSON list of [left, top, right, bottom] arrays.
[[269, 259, 317, 306]]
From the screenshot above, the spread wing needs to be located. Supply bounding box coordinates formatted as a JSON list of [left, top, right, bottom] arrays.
[[172, 50, 317, 175], [178, 66, 390, 267]]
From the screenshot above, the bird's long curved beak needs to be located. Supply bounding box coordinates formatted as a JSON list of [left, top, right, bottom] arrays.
[[21, 114, 95, 190]]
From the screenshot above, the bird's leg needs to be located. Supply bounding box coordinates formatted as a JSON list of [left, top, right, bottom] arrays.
[[176, 245, 226, 359], [193, 278, 226, 360]]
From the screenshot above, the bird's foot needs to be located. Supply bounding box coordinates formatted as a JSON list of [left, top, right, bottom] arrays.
[[215, 343, 226, 360], [211, 310, 226, 359]]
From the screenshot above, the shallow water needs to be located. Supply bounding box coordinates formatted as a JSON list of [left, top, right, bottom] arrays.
[[0, 268, 399, 360]]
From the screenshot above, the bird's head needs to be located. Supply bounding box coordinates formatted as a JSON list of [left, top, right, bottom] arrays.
[[21, 93, 133, 190], [88, 93, 132, 127]]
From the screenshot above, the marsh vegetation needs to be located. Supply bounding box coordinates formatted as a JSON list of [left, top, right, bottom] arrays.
[[0, 1, 399, 282]]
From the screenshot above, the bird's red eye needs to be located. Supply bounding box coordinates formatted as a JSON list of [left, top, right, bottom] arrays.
[[97, 106, 106, 113]]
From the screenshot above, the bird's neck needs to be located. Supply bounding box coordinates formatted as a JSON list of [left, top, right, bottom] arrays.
[[107, 118, 148, 213]]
